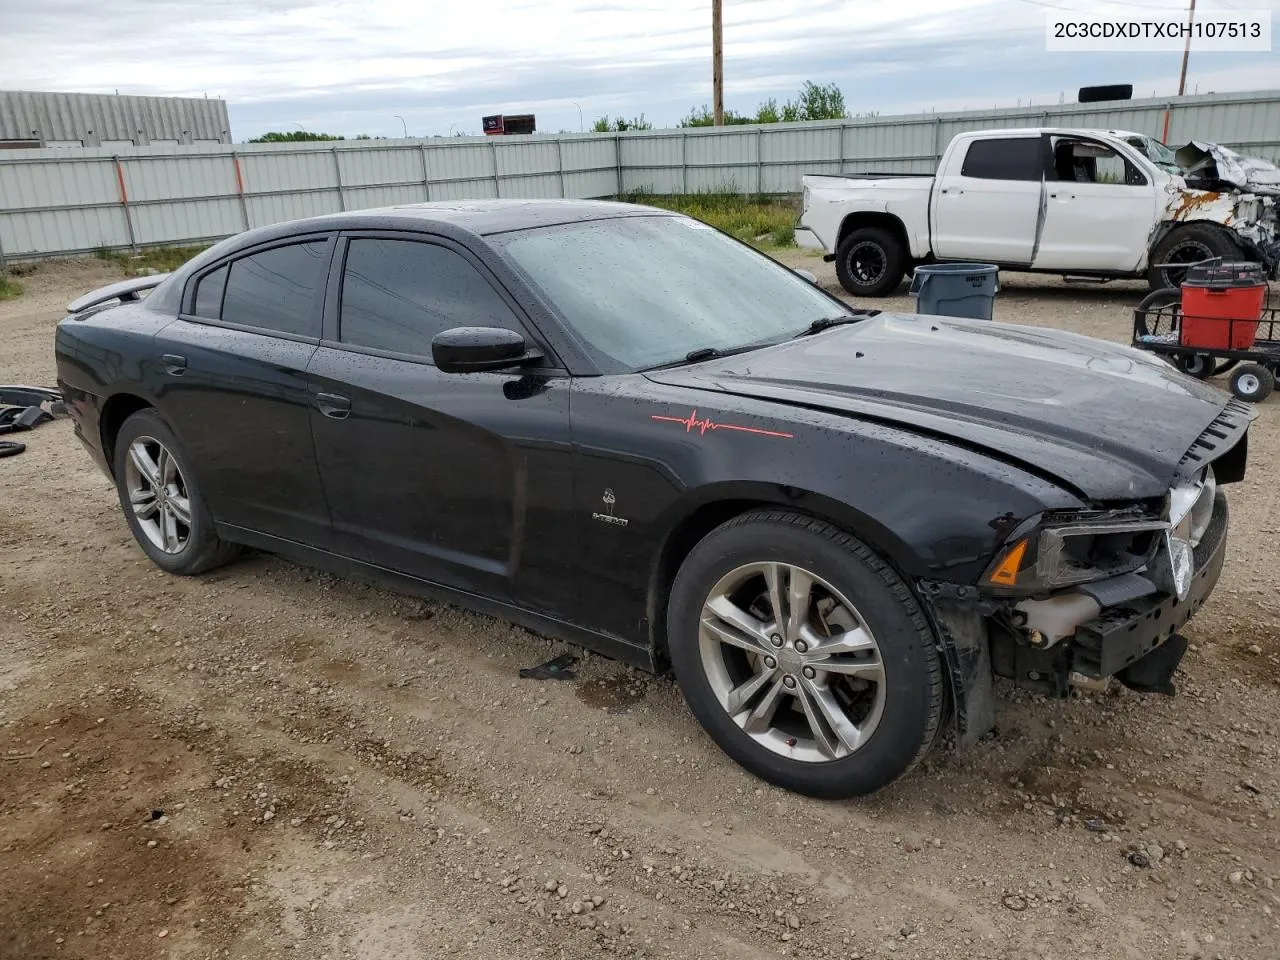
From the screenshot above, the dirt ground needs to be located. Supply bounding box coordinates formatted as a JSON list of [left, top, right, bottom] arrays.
[[2, 256, 1278, 960]]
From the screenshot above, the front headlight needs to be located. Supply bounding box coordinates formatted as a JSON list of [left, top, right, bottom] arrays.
[[1161, 466, 1215, 600], [983, 467, 1216, 598], [982, 517, 1166, 593]]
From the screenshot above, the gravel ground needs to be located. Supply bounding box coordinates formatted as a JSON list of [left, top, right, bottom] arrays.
[[2, 256, 1278, 960]]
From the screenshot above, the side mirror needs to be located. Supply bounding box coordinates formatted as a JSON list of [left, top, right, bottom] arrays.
[[793, 268, 817, 284], [432, 326, 541, 373]]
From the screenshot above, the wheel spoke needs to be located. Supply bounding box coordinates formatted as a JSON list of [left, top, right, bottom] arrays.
[[725, 666, 777, 715], [129, 442, 161, 485], [742, 676, 787, 734], [804, 624, 877, 658], [763, 563, 786, 632], [703, 595, 773, 655], [796, 676, 863, 759], [809, 656, 885, 683], [167, 493, 192, 527], [159, 504, 179, 552], [784, 567, 813, 643], [131, 488, 159, 520], [158, 446, 176, 485]]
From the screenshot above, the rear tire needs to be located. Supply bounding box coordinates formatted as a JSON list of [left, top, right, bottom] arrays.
[[667, 509, 944, 798], [1228, 363, 1275, 403], [835, 227, 906, 297], [1147, 224, 1244, 290], [113, 409, 240, 575]]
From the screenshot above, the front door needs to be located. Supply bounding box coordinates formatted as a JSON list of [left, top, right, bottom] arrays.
[[1032, 135, 1156, 272], [307, 234, 577, 619]]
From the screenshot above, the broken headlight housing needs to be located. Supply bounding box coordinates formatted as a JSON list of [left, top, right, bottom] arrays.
[[1160, 466, 1216, 600], [980, 467, 1216, 598], [980, 515, 1166, 594]]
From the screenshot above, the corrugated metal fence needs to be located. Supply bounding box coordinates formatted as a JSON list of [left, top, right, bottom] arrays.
[[2, 89, 1278, 264]]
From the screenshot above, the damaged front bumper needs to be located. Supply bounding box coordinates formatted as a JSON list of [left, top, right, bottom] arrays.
[[919, 491, 1228, 746]]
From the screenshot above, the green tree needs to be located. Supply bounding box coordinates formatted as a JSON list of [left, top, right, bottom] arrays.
[[247, 131, 345, 143], [787, 81, 847, 121], [679, 82, 846, 127], [592, 114, 654, 132], [678, 105, 752, 127]]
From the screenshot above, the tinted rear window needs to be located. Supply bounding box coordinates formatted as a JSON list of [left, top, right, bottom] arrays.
[[960, 138, 1043, 181], [339, 238, 521, 357], [221, 241, 328, 337]]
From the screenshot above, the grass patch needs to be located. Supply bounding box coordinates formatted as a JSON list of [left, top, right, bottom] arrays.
[[0, 275, 23, 301], [618, 190, 797, 248], [97, 244, 211, 275]]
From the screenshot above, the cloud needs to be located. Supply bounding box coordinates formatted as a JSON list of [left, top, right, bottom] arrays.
[[5, 0, 1278, 138]]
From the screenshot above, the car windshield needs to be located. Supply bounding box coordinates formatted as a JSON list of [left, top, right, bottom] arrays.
[[494, 215, 851, 372], [1124, 134, 1182, 174]]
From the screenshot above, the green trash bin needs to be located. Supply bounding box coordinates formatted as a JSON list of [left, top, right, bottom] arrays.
[[909, 263, 1000, 320]]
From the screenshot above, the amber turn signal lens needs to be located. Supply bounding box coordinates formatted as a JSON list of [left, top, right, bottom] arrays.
[[988, 538, 1028, 586]]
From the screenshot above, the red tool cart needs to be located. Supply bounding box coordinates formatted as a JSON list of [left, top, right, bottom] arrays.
[[1134, 259, 1278, 403]]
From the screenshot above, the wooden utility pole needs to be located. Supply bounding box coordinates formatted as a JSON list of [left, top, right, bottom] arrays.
[[1177, 0, 1196, 96], [712, 0, 724, 125]]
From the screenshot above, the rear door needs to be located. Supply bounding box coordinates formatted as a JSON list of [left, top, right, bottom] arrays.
[[152, 236, 335, 547], [931, 136, 1044, 263], [306, 232, 577, 618], [1032, 135, 1156, 271]]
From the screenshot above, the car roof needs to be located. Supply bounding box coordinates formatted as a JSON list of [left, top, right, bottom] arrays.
[[270, 199, 667, 240], [955, 127, 1136, 139]]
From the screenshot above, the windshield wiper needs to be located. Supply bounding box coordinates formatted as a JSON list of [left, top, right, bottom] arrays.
[[794, 311, 879, 339], [640, 341, 775, 372]]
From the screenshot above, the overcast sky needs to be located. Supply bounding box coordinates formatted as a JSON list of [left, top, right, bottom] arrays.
[[6, 0, 1278, 139]]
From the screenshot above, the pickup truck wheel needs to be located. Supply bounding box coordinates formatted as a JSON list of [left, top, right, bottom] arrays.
[[667, 509, 944, 798], [113, 409, 241, 576], [1148, 225, 1243, 290], [835, 228, 906, 297]]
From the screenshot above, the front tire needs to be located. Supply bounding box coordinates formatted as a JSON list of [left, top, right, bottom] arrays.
[[667, 510, 944, 799], [113, 409, 240, 575], [835, 227, 906, 297], [1147, 224, 1244, 290]]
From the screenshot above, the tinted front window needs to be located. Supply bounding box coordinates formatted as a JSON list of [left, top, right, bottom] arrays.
[[192, 265, 227, 318], [960, 138, 1042, 181], [339, 238, 521, 356], [495, 216, 850, 372], [221, 241, 327, 337]]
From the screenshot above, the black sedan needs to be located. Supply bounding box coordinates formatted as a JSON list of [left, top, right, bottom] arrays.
[[56, 200, 1251, 798]]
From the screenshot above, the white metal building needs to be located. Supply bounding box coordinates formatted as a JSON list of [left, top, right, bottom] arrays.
[[0, 90, 231, 149]]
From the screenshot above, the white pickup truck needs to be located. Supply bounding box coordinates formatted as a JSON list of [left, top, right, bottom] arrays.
[[796, 127, 1280, 297]]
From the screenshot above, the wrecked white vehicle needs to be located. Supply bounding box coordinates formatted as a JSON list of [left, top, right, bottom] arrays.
[[796, 127, 1280, 296]]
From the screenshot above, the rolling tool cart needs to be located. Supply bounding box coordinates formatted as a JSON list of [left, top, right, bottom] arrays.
[[1134, 259, 1277, 402]]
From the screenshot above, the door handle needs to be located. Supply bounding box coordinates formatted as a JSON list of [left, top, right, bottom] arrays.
[[314, 392, 351, 420], [160, 354, 186, 376]]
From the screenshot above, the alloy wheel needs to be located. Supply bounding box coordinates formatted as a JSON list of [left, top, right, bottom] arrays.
[[698, 562, 886, 763], [124, 435, 192, 554], [846, 241, 887, 286], [1160, 240, 1214, 288]]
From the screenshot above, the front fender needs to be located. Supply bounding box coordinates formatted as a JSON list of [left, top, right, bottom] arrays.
[[567, 374, 1081, 651]]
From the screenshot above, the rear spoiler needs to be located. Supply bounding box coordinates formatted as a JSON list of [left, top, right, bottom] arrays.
[[66, 273, 170, 314]]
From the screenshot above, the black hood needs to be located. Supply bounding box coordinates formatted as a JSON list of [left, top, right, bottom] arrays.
[[646, 314, 1238, 500]]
